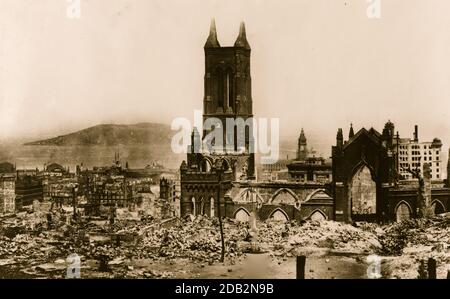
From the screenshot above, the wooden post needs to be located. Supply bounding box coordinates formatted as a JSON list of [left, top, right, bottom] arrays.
[[98, 255, 109, 272], [296, 256, 306, 279], [72, 187, 77, 220], [428, 258, 436, 279], [217, 163, 225, 263]]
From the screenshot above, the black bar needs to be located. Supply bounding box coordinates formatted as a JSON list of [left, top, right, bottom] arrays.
[[428, 258, 436, 279], [296, 256, 306, 279]]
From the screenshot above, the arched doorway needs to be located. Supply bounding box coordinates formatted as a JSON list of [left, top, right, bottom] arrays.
[[395, 202, 411, 222], [235, 208, 250, 222], [201, 159, 212, 172], [432, 200, 445, 215], [199, 197, 205, 215], [350, 165, 376, 221], [310, 210, 327, 221], [270, 209, 289, 222]]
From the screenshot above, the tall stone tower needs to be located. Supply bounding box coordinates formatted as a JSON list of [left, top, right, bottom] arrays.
[[201, 19, 255, 179], [296, 129, 308, 161], [179, 20, 257, 218]]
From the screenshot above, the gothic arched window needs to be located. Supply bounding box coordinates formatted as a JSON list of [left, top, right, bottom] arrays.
[[225, 68, 234, 111], [215, 68, 224, 109]]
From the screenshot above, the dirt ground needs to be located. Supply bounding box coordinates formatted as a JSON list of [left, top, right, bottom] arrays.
[[0, 252, 369, 279]]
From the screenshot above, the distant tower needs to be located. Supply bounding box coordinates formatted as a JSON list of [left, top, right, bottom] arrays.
[[349, 123, 355, 139], [336, 128, 344, 147], [296, 129, 308, 161], [382, 121, 395, 148], [190, 127, 201, 154]]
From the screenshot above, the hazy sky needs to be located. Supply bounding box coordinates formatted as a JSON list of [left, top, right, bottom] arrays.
[[1, 0, 450, 155]]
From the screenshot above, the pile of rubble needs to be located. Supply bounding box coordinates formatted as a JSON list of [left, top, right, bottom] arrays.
[[378, 215, 450, 279], [0, 213, 249, 269], [2, 203, 448, 279], [254, 220, 382, 256], [377, 215, 449, 256], [136, 216, 247, 262]]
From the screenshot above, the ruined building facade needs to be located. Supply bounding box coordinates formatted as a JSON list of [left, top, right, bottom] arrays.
[[396, 125, 443, 180], [332, 122, 449, 223], [0, 162, 44, 214]]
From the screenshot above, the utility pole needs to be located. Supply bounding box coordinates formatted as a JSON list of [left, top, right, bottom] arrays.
[[396, 131, 400, 184], [72, 186, 78, 220], [216, 160, 225, 263]]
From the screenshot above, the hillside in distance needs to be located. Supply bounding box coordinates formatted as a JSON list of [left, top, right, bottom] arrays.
[[24, 123, 174, 146]]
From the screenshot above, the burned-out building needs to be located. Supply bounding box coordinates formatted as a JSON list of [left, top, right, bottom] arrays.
[[332, 122, 449, 223], [396, 125, 443, 180], [0, 162, 44, 214], [15, 175, 44, 209], [179, 22, 450, 224], [0, 163, 16, 214]]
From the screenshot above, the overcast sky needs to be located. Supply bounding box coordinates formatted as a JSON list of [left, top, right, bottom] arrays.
[[1, 0, 450, 155]]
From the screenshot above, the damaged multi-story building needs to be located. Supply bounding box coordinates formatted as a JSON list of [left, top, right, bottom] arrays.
[[75, 157, 170, 217], [0, 162, 44, 214]]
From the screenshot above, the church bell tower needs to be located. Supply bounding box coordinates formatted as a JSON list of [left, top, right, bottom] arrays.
[[201, 19, 255, 179]]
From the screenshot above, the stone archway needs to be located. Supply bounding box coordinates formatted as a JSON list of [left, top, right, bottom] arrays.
[[269, 208, 289, 222], [395, 201, 412, 222], [431, 200, 445, 215], [310, 210, 327, 221], [235, 208, 250, 222], [349, 165, 376, 220]]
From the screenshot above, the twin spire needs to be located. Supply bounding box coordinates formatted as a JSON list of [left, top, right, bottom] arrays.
[[204, 19, 251, 50], [234, 22, 251, 49], [205, 19, 220, 48]]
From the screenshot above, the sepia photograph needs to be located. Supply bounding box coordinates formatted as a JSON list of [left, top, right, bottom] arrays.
[[0, 0, 449, 288]]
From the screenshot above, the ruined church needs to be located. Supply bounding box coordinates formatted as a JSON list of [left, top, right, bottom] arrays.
[[179, 21, 449, 223]]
